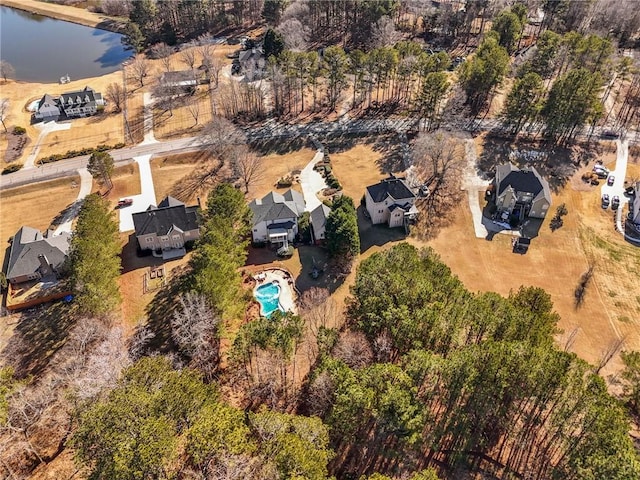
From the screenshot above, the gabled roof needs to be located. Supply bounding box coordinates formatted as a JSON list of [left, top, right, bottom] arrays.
[[495, 163, 552, 204], [132, 197, 200, 236], [366, 175, 416, 203], [59, 86, 98, 108], [37, 94, 57, 111], [310, 203, 331, 230], [249, 189, 305, 225], [6, 227, 70, 280], [160, 70, 198, 85]]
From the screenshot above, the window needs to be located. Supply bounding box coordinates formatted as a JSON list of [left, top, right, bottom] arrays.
[[145, 238, 154, 243], [379, 210, 384, 213]]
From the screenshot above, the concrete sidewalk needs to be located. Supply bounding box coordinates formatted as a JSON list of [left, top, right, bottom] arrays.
[[52, 168, 93, 236], [299, 149, 328, 212]]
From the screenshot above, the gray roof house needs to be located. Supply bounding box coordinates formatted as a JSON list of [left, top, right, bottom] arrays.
[[365, 175, 418, 228], [6, 226, 71, 285], [34, 94, 61, 121], [493, 163, 552, 222], [238, 47, 266, 81], [310, 203, 331, 244], [249, 189, 305, 245], [160, 70, 199, 88], [33, 86, 103, 122], [132, 196, 200, 260], [631, 181, 640, 224]]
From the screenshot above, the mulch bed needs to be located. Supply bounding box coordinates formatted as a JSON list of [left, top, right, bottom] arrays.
[[3, 130, 31, 163]]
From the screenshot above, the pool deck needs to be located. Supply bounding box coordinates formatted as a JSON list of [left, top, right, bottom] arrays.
[[253, 269, 297, 314]]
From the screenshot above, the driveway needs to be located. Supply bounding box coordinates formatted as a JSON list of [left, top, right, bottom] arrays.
[[118, 154, 157, 232], [52, 167, 92, 236], [461, 137, 490, 238], [140, 92, 158, 145], [299, 149, 328, 212], [601, 138, 630, 233], [23, 121, 72, 169]]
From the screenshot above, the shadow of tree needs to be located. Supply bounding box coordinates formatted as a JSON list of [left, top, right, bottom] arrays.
[[49, 202, 77, 228], [137, 266, 191, 355], [476, 134, 602, 193], [168, 159, 225, 200], [251, 136, 310, 155], [295, 246, 346, 295], [1, 303, 77, 378], [356, 206, 407, 253]]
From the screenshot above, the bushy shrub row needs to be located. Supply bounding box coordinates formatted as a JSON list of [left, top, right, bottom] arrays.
[[2, 163, 23, 175], [37, 143, 126, 165], [12, 126, 26, 135]]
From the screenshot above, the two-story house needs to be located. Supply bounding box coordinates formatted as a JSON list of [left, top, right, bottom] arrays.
[[631, 181, 640, 224], [365, 175, 418, 228], [33, 86, 104, 122], [493, 163, 552, 224], [132, 197, 200, 260], [249, 190, 305, 245], [5, 226, 71, 285]]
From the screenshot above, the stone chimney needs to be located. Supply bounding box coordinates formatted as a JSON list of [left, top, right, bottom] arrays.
[[37, 254, 52, 277]]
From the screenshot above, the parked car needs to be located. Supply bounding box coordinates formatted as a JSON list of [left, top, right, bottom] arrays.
[[607, 175, 615, 186], [601, 130, 619, 139], [601, 193, 610, 209], [117, 198, 133, 208], [612, 195, 620, 210], [594, 169, 608, 179]]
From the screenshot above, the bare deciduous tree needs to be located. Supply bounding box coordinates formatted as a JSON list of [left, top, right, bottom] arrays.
[[0, 60, 15, 82], [595, 337, 626, 374], [199, 115, 247, 159], [0, 98, 9, 133], [277, 18, 310, 51], [98, 0, 131, 16], [186, 96, 201, 127], [370, 15, 400, 48], [412, 130, 465, 218], [128, 54, 150, 88], [105, 82, 124, 113], [229, 145, 263, 193], [171, 292, 221, 381], [332, 331, 373, 369], [150, 42, 174, 71], [180, 46, 197, 70]]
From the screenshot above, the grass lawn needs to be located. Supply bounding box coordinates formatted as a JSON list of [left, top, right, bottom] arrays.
[[247, 148, 316, 200], [0, 176, 80, 245], [91, 162, 141, 205]]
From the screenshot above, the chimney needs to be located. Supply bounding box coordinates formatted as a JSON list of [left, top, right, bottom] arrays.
[[37, 254, 52, 276]]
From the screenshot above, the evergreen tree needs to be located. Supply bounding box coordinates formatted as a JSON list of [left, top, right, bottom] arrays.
[[263, 28, 285, 60], [325, 196, 360, 263], [87, 151, 114, 190], [501, 72, 544, 134], [69, 194, 121, 316]]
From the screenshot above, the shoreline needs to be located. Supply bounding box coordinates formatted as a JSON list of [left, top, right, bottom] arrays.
[[0, 0, 126, 34]]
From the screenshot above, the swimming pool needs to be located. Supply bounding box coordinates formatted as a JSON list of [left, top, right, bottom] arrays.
[[254, 281, 284, 317]]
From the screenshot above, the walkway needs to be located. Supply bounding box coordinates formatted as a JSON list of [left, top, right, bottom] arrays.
[[118, 154, 157, 232], [52, 167, 92, 236], [601, 138, 630, 235], [23, 121, 71, 169]]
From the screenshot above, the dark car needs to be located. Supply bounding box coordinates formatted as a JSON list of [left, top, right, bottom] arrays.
[[607, 175, 615, 186], [601, 193, 610, 209], [601, 130, 619, 139], [117, 198, 133, 208], [612, 195, 620, 210]]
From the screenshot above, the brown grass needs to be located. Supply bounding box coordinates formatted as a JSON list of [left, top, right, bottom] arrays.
[[247, 148, 316, 200], [90, 163, 141, 201], [331, 144, 387, 201], [0, 176, 80, 244], [152, 88, 215, 140]]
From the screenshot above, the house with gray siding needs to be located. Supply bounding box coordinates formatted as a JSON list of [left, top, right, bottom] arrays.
[[310, 203, 331, 244], [631, 181, 640, 224], [5, 226, 70, 285], [33, 94, 61, 121], [249, 190, 305, 245], [493, 163, 552, 223], [132, 197, 200, 259]]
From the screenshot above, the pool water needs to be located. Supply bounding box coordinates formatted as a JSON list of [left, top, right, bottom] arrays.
[[255, 282, 283, 317]]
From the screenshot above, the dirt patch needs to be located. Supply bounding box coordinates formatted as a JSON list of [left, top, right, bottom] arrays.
[[0, 176, 80, 245], [3, 129, 30, 163]]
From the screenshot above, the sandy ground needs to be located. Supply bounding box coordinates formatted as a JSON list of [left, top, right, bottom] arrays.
[[0, 0, 121, 30]]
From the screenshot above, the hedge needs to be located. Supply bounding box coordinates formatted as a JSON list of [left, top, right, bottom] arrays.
[[2, 163, 23, 175], [13, 126, 26, 135], [37, 143, 126, 165]]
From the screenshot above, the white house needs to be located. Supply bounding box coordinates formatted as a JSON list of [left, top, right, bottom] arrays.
[[249, 190, 305, 245], [33, 86, 103, 122], [33, 94, 61, 121], [365, 176, 418, 228], [310, 203, 331, 244]]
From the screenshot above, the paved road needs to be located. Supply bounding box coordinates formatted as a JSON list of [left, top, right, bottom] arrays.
[[2, 116, 639, 191]]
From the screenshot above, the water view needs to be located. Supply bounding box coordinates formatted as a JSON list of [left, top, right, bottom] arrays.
[[0, 6, 131, 83]]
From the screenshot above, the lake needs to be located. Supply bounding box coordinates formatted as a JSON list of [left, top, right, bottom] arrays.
[[0, 6, 131, 83]]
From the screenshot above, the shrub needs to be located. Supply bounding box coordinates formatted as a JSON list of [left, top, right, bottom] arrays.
[[36, 143, 126, 165], [12, 126, 26, 135], [2, 163, 22, 174]]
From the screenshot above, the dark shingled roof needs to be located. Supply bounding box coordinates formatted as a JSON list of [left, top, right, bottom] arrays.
[[366, 176, 416, 203], [59, 86, 98, 109], [495, 163, 551, 203], [249, 189, 305, 225], [6, 227, 70, 281], [133, 197, 199, 236]]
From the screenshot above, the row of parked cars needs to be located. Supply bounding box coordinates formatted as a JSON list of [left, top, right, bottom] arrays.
[[601, 193, 620, 210]]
